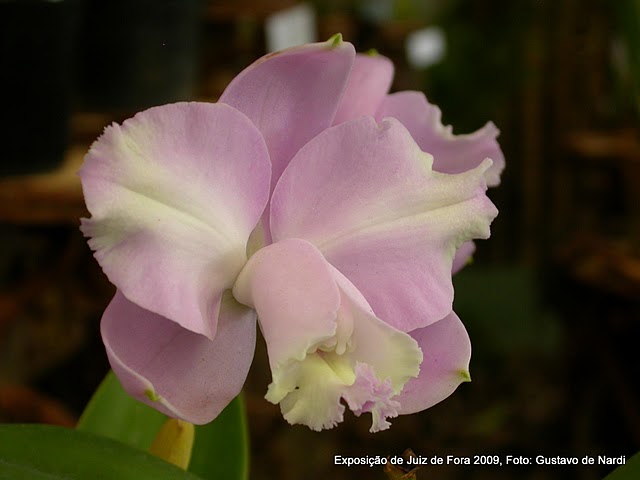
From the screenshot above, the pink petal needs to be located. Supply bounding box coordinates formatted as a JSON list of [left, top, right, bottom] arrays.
[[271, 116, 498, 331], [330, 265, 422, 394], [220, 36, 355, 192], [331, 267, 422, 432], [79, 102, 270, 338], [342, 363, 400, 432], [452, 241, 476, 274], [396, 312, 471, 414], [233, 238, 421, 432], [101, 290, 257, 425], [376, 91, 505, 186], [333, 53, 394, 125], [233, 238, 341, 369]]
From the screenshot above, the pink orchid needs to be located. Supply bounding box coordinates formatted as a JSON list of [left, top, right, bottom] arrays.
[[80, 36, 501, 432]]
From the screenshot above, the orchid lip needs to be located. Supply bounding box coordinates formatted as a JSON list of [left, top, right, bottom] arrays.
[[234, 238, 422, 432]]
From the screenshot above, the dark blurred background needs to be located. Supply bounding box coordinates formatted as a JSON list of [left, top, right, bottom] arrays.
[[1, 0, 639, 479]]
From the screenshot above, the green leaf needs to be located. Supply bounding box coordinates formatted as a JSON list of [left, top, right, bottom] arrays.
[[77, 371, 167, 450], [189, 394, 249, 480], [78, 371, 250, 479], [603, 452, 640, 480], [0, 424, 203, 480]]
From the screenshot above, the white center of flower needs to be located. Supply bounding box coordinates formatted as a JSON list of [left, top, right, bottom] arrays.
[[265, 302, 419, 432]]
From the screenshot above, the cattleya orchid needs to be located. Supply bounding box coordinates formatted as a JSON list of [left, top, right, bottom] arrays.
[[80, 35, 503, 433]]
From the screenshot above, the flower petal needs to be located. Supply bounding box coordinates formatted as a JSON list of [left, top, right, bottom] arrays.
[[376, 91, 505, 186], [220, 37, 355, 192], [101, 290, 257, 425], [271, 116, 498, 331], [330, 266, 422, 396], [232, 239, 421, 432], [396, 312, 471, 414], [452, 241, 476, 274], [233, 238, 341, 369], [275, 352, 348, 431], [273, 269, 421, 432], [342, 363, 400, 432], [80, 102, 270, 338], [333, 53, 394, 125], [331, 267, 422, 432], [233, 238, 343, 431]]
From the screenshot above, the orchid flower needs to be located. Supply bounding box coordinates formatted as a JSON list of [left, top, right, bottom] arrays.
[[80, 36, 501, 432]]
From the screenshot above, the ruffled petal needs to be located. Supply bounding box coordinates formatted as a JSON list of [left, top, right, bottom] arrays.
[[274, 271, 421, 432], [101, 290, 257, 425], [275, 352, 349, 431], [376, 91, 505, 186], [396, 311, 472, 415], [232, 238, 421, 432], [80, 102, 270, 338], [232, 238, 343, 431], [220, 36, 355, 192], [271, 116, 498, 331], [333, 53, 394, 125], [330, 265, 422, 396], [342, 363, 400, 432], [332, 267, 422, 432]]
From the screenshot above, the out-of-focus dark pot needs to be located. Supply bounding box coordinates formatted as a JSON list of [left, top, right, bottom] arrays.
[[0, 0, 80, 175], [80, 0, 202, 111]]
